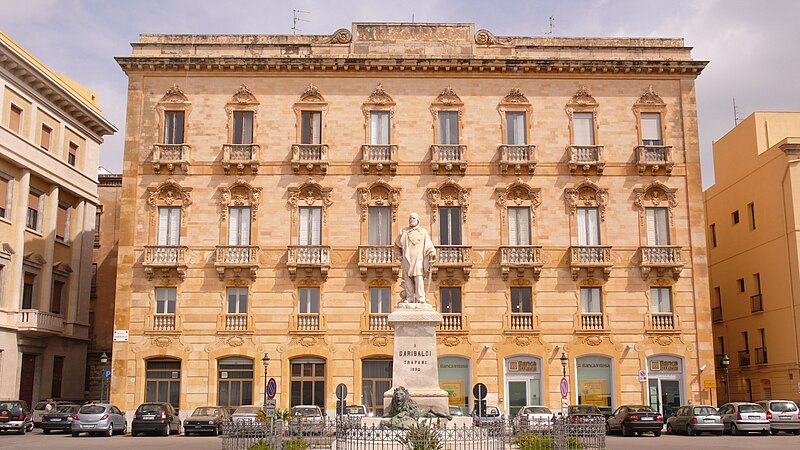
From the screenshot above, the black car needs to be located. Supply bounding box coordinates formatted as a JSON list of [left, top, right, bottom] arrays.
[[41, 404, 80, 434], [606, 405, 663, 437], [184, 406, 230, 436], [131, 402, 181, 436], [567, 405, 605, 423], [0, 400, 33, 434]]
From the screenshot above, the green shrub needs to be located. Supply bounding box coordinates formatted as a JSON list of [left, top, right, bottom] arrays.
[[396, 424, 443, 450], [514, 433, 585, 450], [247, 438, 310, 450]]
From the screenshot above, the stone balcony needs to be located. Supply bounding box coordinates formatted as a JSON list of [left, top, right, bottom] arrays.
[[499, 245, 543, 280], [569, 245, 612, 280], [151, 314, 177, 332], [364, 313, 390, 333], [357, 245, 400, 279], [215, 245, 259, 280], [644, 312, 680, 333], [636, 145, 674, 175], [568, 145, 605, 175], [17, 310, 63, 336], [505, 312, 539, 333], [287, 245, 331, 279], [152, 143, 190, 174], [361, 144, 398, 174], [143, 245, 188, 279], [291, 312, 324, 333], [499, 144, 537, 174], [438, 313, 467, 333], [218, 313, 252, 333], [291, 144, 329, 173], [430, 144, 467, 174], [577, 312, 609, 333], [222, 143, 259, 174], [432, 245, 472, 279], [639, 246, 683, 280]]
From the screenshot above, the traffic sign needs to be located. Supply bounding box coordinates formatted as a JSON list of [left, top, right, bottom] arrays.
[[704, 380, 717, 389], [638, 370, 648, 382], [266, 378, 277, 399], [103, 369, 112, 380], [473, 383, 487, 400], [336, 383, 348, 400], [560, 378, 569, 399], [264, 399, 276, 418]]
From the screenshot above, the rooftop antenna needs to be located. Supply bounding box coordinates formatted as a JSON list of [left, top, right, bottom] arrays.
[[733, 98, 743, 126], [545, 16, 555, 35], [412, 13, 415, 23], [292, 9, 309, 35]]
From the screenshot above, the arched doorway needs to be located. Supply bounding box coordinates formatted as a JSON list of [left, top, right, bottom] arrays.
[[145, 358, 181, 411], [217, 357, 254, 412], [290, 357, 326, 409]]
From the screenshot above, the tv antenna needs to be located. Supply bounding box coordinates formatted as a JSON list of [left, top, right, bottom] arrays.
[[733, 98, 743, 126], [292, 9, 309, 34], [545, 16, 555, 35]]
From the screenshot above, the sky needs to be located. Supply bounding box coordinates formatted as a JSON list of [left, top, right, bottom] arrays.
[[2, 0, 798, 189]]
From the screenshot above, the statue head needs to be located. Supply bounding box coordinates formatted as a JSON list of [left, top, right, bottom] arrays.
[[408, 213, 419, 228]]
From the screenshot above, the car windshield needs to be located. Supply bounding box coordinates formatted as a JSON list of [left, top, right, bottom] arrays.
[[627, 406, 656, 413], [34, 402, 48, 410], [569, 405, 600, 415], [293, 407, 320, 416], [525, 407, 551, 415], [194, 407, 221, 417], [79, 405, 106, 414], [693, 406, 718, 416], [234, 407, 261, 415], [137, 404, 165, 413], [770, 402, 798, 412], [738, 404, 763, 413], [55, 405, 78, 414], [0, 402, 23, 414]]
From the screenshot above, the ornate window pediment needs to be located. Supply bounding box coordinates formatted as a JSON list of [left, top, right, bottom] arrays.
[[357, 180, 400, 222], [220, 179, 261, 220], [228, 84, 258, 106], [567, 86, 598, 109], [287, 178, 333, 213], [363, 84, 395, 110], [634, 181, 678, 221], [427, 178, 470, 223], [496, 178, 542, 223], [23, 252, 46, 267], [501, 88, 530, 106], [299, 83, 326, 104], [565, 180, 609, 221], [635, 85, 665, 108], [158, 84, 189, 105], [147, 178, 192, 225]]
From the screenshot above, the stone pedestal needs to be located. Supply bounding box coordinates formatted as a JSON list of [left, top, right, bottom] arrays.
[[383, 304, 450, 415]]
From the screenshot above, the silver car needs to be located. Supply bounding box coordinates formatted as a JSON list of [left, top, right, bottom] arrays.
[[512, 406, 554, 433], [718, 402, 770, 435], [71, 403, 127, 437], [756, 400, 800, 435], [231, 405, 262, 423], [666, 405, 723, 435]]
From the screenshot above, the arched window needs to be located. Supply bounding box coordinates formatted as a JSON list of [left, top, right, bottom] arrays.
[[217, 357, 254, 412], [290, 357, 326, 409], [145, 358, 181, 411], [575, 355, 613, 414]]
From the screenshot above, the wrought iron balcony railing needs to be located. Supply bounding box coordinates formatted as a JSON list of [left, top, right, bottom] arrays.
[[152, 143, 190, 174], [431, 144, 467, 174], [222, 143, 259, 174], [640, 246, 684, 279], [569, 245, 612, 280], [361, 144, 398, 174], [711, 306, 723, 323], [357, 245, 400, 278], [755, 347, 768, 365], [499, 144, 537, 174], [568, 145, 604, 175], [636, 145, 674, 175], [499, 245, 543, 279], [291, 144, 329, 173]]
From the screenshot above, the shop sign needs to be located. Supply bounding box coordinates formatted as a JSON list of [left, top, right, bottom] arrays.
[[508, 360, 538, 373], [649, 360, 679, 372]]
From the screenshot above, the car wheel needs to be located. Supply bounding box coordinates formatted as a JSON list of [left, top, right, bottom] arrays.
[[761, 429, 769, 436], [686, 424, 693, 436], [17, 426, 25, 435], [122, 422, 127, 435], [653, 430, 661, 437], [163, 423, 170, 436], [106, 426, 113, 437], [43, 428, 51, 434], [730, 422, 739, 436], [715, 430, 723, 436], [131, 429, 138, 437], [622, 423, 633, 437], [72, 431, 80, 437], [213, 426, 219, 437], [666, 423, 673, 434], [605, 422, 611, 435], [794, 428, 800, 436], [771, 429, 780, 435]]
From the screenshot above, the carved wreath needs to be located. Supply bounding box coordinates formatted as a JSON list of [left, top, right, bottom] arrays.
[[584, 335, 603, 346], [153, 336, 173, 348]]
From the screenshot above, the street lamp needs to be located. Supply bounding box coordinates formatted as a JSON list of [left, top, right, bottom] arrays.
[[721, 354, 730, 404], [262, 353, 270, 409], [560, 352, 568, 378], [100, 352, 108, 403]]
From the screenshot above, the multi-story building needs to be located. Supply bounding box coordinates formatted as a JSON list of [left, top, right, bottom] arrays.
[[0, 32, 116, 405], [112, 23, 712, 419], [705, 112, 800, 403]]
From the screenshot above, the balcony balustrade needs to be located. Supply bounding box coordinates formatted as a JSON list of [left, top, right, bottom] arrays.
[[645, 312, 679, 332], [287, 245, 331, 279], [361, 144, 398, 174], [711, 306, 723, 322], [222, 143, 259, 174], [580, 312, 608, 331], [755, 347, 768, 365], [291, 144, 329, 173], [367, 313, 390, 332], [569, 245, 612, 280], [152, 314, 176, 331], [499, 245, 543, 280], [432, 245, 472, 279], [738, 350, 750, 367], [295, 313, 321, 332], [636, 145, 674, 175], [499, 144, 537, 174], [507, 313, 538, 332], [750, 294, 763, 313], [152, 143, 190, 174], [640, 246, 684, 280], [430, 144, 467, 174], [215, 245, 259, 280], [357, 245, 400, 278], [17, 310, 63, 335], [225, 313, 249, 332], [439, 313, 464, 332], [568, 145, 604, 175], [143, 245, 188, 279]]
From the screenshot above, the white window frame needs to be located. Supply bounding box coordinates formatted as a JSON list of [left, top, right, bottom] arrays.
[[157, 206, 181, 245], [298, 287, 320, 314], [576, 207, 600, 246], [368, 206, 391, 246], [573, 112, 595, 146], [0, 171, 12, 220], [505, 111, 527, 145], [232, 110, 254, 145], [301, 111, 322, 145], [645, 207, 670, 245], [228, 206, 252, 245], [580, 287, 602, 313], [640, 113, 663, 146], [155, 287, 176, 315], [510, 287, 532, 313], [26, 188, 44, 232], [439, 206, 462, 246], [164, 110, 185, 144], [438, 111, 459, 145], [508, 207, 531, 246], [369, 111, 390, 145], [298, 206, 322, 246], [439, 287, 462, 314], [650, 287, 672, 313], [227, 287, 248, 314], [369, 287, 391, 314]]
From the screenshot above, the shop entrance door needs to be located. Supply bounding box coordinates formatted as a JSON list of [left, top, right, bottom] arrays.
[[648, 378, 681, 419], [507, 378, 541, 418]]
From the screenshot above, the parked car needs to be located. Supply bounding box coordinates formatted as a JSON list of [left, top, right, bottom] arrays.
[[606, 405, 663, 437], [288, 405, 325, 435], [471, 405, 505, 436], [756, 400, 800, 435], [71, 403, 127, 437], [512, 406, 554, 433], [131, 402, 180, 436], [343, 404, 368, 418], [718, 402, 770, 435], [41, 404, 80, 434], [566, 405, 604, 423], [449, 405, 467, 417], [231, 405, 262, 423], [184, 406, 230, 436], [0, 400, 33, 434], [32, 400, 76, 428], [666, 405, 723, 436]]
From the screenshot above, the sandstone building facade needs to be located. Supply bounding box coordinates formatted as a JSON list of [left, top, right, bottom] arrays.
[[111, 23, 712, 419], [0, 32, 115, 404], [705, 112, 800, 404]]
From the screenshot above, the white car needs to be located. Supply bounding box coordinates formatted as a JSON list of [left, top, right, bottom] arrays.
[[512, 406, 554, 433], [231, 405, 261, 423]]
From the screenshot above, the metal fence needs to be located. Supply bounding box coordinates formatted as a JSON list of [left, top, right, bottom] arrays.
[[221, 417, 606, 450]]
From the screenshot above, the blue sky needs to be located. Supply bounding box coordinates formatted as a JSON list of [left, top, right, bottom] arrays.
[[2, 0, 798, 188]]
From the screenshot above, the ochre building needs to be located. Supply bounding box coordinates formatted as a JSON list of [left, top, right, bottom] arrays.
[[111, 23, 713, 419], [0, 32, 116, 405], [705, 112, 800, 404]]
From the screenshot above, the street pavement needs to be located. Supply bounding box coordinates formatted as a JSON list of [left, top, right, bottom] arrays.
[[607, 433, 800, 449]]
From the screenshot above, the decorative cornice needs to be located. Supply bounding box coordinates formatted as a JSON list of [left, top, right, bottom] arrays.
[[501, 88, 530, 105], [474, 29, 513, 46], [159, 84, 189, 104], [299, 83, 325, 103], [636, 85, 665, 107], [321, 28, 352, 44]]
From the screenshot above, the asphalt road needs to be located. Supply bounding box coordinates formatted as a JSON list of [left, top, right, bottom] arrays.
[[607, 433, 800, 450]]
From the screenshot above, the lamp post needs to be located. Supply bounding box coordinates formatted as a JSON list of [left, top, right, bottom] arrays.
[[99, 352, 108, 403], [262, 353, 270, 409], [722, 354, 730, 404], [560, 352, 568, 417]]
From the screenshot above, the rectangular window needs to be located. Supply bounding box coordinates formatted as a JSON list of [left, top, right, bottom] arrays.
[[298, 287, 320, 314], [163, 111, 185, 144], [506, 112, 526, 145], [369, 287, 391, 314], [26, 190, 41, 231], [438, 111, 459, 145], [640, 113, 663, 146], [747, 202, 756, 230], [737, 278, 745, 293], [732, 210, 740, 224], [52, 356, 64, 398], [368, 206, 391, 246], [232, 111, 254, 145], [651, 287, 672, 313], [576, 207, 600, 246], [0, 174, 11, 219], [439, 287, 462, 314], [155, 287, 176, 314], [157, 206, 181, 245], [438, 207, 462, 245], [301, 111, 322, 145], [298, 206, 322, 246], [228, 206, 251, 246], [580, 287, 602, 313], [508, 207, 531, 246], [710, 224, 717, 247], [90, 264, 97, 299], [22, 272, 35, 309], [510, 287, 532, 313], [227, 287, 248, 314], [94, 210, 101, 247], [645, 207, 670, 245], [718, 336, 725, 354], [369, 111, 390, 145], [51, 279, 65, 314], [40, 124, 52, 151], [56, 203, 70, 242], [742, 331, 749, 351], [573, 112, 595, 146], [9, 104, 22, 134], [68, 142, 78, 166]]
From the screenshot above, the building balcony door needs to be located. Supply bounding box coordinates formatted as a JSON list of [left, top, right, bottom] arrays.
[[19, 354, 36, 407]]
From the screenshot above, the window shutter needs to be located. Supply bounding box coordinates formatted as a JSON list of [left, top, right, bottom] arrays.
[[369, 207, 390, 245], [577, 208, 587, 246], [174, 111, 185, 144], [0, 177, 8, 216], [227, 288, 236, 314], [311, 112, 321, 144], [656, 208, 669, 245], [242, 112, 253, 145], [508, 208, 519, 246], [506, 112, 526, 145], [233, 112, 243, 144], [240, 207, 251, 246], [56, 205, 67, 240], [311, 207, 322, 245], [28, 191, 39, 211], [51, 281, 63, 314], [168, 288, 176, 314], [573, 113, 595, 145], [301, 112, 311, 144], [299, 207, 310, 245], [641, 113, 662, 145], [370, 112, 390, 145], [228, 207, 240, 245], [239, 289, 248, 314], [9, 105, 22, 133], [587, 208, 600, 245], [380, 112, 390, 144], [157, 208, 169, 245], [645, 208, 656, 246], [169, 207, 180, 245], [439, 112, 458, 144], [40, 126, 51, 150], [439, 208, 449, 245]]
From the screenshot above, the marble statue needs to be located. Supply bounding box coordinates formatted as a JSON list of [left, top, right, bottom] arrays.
[[381, 386, 452, 429], [394, 213, 436, 305]]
